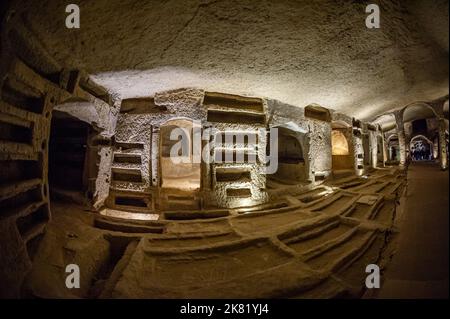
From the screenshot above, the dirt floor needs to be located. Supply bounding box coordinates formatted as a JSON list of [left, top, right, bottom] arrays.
[[377, 161, 449, 299], [23, 167, 408, 298]]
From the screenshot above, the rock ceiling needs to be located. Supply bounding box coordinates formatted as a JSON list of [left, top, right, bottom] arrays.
[[6, 0, 449, 121]]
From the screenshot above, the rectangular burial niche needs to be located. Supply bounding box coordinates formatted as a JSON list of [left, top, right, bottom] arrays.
[[0, 159, 41, 184], [16, 204, 49, 238], [304, 104, 331, 122], [226, 187, 252, 198], [111, 169, 143, 183], [203, 92, 265, 113], [215, 168, 251, 182], [120, 97, 168, 114], [115, 196, 147, 208], [48, 111, 92, 202], [1, 77, 45, 114], [0, 118, 33, 144], [207, 109, 265, 125]]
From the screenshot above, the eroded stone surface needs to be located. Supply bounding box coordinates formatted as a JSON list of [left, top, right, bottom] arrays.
[[6, 0, 449, 120], [23, 168, 405, 298]]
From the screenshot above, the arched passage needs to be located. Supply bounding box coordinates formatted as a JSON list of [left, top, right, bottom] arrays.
[[331, 122, 353, 171], [410, 135, 433, 161], [48, 110, 95, 204], [270, 126, 308, 183], [386, 134, 400, 163], [373, 114, 396, 132], [159, 118, 201, 191], [402, 102, 438, 123]]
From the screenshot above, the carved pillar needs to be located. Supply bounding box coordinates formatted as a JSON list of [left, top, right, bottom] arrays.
[[394, 111, 407, 166], [438, 118, 448, 170], [379, 126, 386, 167], [151, 126, 160, 187]]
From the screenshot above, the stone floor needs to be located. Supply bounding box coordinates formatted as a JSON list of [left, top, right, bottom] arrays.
[[24, 168, 408, 298], [377, 161, 449, 299]]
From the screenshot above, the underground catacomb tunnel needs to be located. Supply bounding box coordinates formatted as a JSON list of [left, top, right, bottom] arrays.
[[0, 0, 448, 301]]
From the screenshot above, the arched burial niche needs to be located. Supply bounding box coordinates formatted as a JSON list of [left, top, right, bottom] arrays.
[[159, 118, 201, 191], [269, 124, 309, 184], [331, 121, 354, 172], [410, 135, 433, 161], [48, 110, 95, 204]]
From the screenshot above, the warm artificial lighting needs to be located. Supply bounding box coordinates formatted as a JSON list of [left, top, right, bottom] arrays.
[[331, 130, 350, 155]]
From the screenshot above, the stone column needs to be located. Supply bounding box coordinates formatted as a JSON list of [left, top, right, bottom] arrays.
[[438, 118, 448, 170], [394, 111, 407, 166], [151, 126, 160, 187], [380, 128, 386, 167]]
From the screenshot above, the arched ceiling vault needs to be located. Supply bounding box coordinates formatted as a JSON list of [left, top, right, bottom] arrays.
[[402, 103, 437, 122], [4, 0, 449, 121]]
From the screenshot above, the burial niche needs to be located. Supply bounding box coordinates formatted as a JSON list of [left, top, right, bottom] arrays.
[[331, 123, 353, 171], [159, 118, 201, 191], [270, 127, 307, 183]]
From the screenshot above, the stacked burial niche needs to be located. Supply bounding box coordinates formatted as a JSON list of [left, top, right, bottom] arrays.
[[205, 91, 267, 208], [98, 88, 426, 219], [104, 89, 269, 215], [0, 48, 116, 294]]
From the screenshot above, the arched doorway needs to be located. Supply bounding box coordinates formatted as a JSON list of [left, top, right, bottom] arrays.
[[159, 118, 201, 191], [48, 110, 94, 204], [387, 134, 400, 163], [410, 135, 433, 161], [270, 126, 307, 183], [331, 122, 353, 171]]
